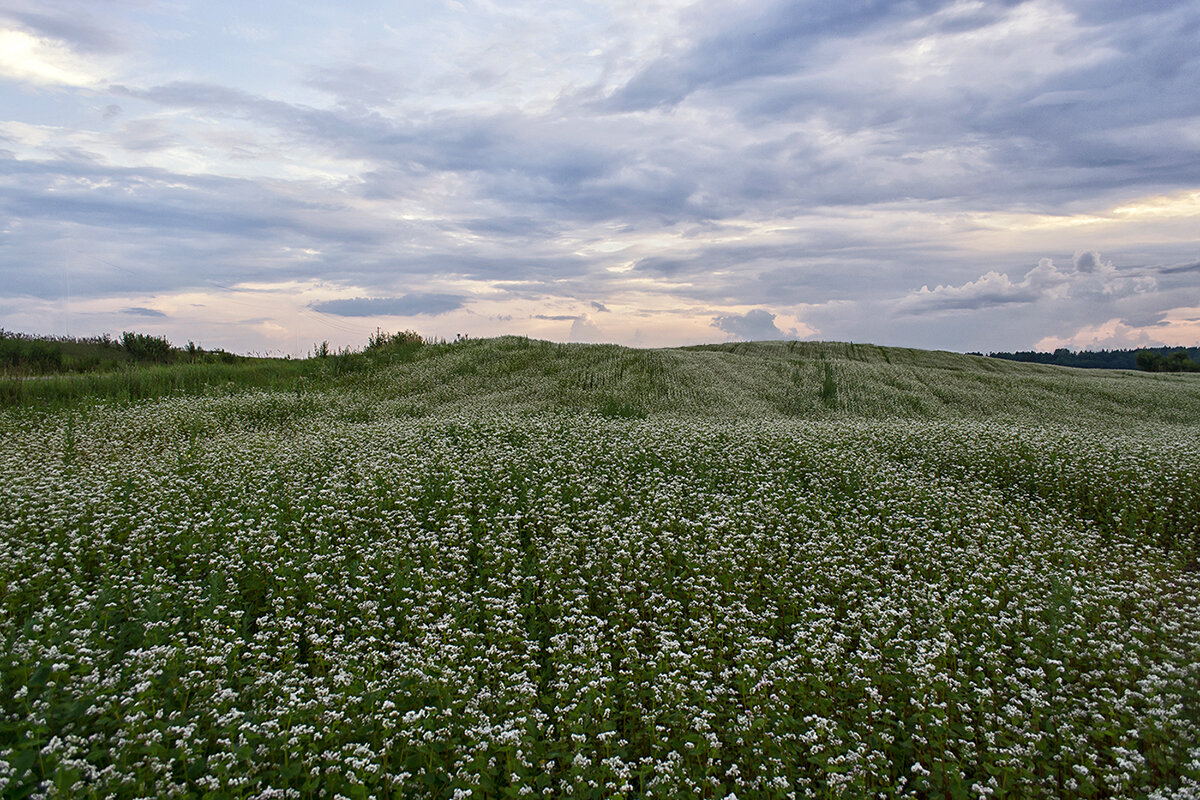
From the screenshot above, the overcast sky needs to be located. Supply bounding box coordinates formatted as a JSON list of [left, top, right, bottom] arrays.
[[2, 0, 1198, 354]]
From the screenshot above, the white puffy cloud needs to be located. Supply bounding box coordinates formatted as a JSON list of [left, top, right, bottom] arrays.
[[897, 259, 1067, 314], [898, 251, 1156, 315], [1067, 251, 1158, 299]]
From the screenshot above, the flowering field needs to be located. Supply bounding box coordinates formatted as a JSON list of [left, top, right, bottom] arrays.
[[2, 340, 1200, 799]]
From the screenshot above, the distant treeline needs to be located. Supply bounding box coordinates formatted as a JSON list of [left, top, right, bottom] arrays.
[[981, 346, 1200, 372], [0, 329, 242, 375]]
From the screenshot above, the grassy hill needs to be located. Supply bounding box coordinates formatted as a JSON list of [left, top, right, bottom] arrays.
[[337, 336, 1200, 425], [9, 334, 1197, 427]]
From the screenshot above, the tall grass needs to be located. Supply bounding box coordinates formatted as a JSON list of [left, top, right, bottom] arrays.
[[0, 360, 314, 409]]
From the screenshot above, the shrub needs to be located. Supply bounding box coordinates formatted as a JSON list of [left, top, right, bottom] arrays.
[[0, 336, 64, 373], [366, 329, 426, 362], [120, 331, 173, 363]]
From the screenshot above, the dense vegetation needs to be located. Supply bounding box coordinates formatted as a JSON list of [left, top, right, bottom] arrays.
[[984, 346, 1200, 371], [1135, 349, 1200, 373], [2, 335, 1199, 798], [0, 329, 431, 409], [0, 330, 250, 376]]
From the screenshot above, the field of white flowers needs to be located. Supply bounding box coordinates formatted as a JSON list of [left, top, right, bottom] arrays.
[[2, 340, 1199, 799]]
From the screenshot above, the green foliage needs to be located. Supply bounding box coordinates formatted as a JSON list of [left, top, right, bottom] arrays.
[[0, 329, 126, 375], [120, 331, 174, 363], [820, 361, 837, 407], [0, 335, 63, 373], [991, 345, 1200, 370], [0, 329, 253, 379], [2, 332, 1200, 799], [1136, 348, 1200, 373], [365, 328, 426, 360], [0, 359, 314, 409], [595, 393, 648, 418]]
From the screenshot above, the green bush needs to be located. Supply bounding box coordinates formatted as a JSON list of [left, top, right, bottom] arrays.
[[366, 328, 427, 362], [120, 331, 173, 363], [0, 335, 64, 374]]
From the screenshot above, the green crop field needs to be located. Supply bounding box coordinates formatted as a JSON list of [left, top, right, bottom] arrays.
[[2, 337, 1199, 799]]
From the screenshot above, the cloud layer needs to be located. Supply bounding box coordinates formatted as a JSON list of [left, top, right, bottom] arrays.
[[897, 251, 1158, 315], [309, 295, 466, 318], [1, 0, 1198, 353]]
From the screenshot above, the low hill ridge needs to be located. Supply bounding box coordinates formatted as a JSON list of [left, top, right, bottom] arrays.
[[343, 336, 1200, 425], [4, 334, 1198, 424]]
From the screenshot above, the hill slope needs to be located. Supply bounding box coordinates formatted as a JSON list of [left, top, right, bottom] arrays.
[[332, 336, 1200, 426], [4, 335, 1198, 426]]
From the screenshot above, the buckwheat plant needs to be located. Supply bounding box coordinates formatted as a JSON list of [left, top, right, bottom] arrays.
[[1, 387, 1198, 799]]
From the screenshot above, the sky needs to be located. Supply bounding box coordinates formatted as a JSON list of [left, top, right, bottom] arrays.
[[1, 0, 1198, 355]]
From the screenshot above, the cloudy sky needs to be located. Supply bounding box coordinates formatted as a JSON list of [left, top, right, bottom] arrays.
[[1, 0, 1198, 354]]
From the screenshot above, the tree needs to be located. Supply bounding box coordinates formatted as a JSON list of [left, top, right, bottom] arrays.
[[1136, 350, 1163, 372], [1136, 349, 1200, 373]]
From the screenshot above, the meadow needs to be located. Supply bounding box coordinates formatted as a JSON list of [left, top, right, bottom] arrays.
[[2, 337, 1199, 799]]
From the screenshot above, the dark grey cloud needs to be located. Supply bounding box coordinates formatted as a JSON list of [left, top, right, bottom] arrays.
[[454, 216, 561, 239], [2, 7, 127, 53], [634, 257, 688, 277], [533, 314, 577, 321], [107, 26, 1199, 241], [1073, 0, 1197, 24], [1120, 311, 1169, 328], [3, 1, 1199, 354], [0, 151, 407, 298], [611, 231, 974, 308], [2, 184, 350, 241], [673, 0, 1200, 208], [378, 253, 595, 285], [711, 309, 786, 341], [116, 79, 763, 227], [308, 294, 465, 317], [599, 0, 976, 112], [122, 306, 166, 317], [1074, 251, 1101, 273], [1159, 259, 1200, 275]]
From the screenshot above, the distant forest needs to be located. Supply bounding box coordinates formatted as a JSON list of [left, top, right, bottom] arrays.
[[981, 346, 1200, 372]]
